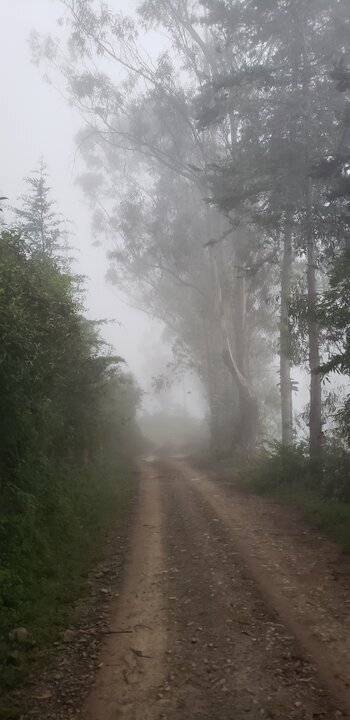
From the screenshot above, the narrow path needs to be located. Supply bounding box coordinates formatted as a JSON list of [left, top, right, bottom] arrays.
[[82, 458, 350, 720]]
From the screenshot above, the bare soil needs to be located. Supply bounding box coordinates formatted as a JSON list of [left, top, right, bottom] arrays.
[[21, 457, 350, 719]]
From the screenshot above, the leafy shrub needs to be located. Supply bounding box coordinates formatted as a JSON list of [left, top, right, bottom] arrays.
[[220, 441, 350, 551], [232, 441, 309, 493], [0, 229, 141, 701]]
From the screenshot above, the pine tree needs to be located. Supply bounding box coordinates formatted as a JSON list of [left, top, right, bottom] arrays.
[[14, 159, 68, 264]]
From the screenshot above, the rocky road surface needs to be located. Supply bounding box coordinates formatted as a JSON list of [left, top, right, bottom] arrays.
[[24, 458, 350, 719]]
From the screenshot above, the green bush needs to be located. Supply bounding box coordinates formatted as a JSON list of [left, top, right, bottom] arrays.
[[226, 440, 350, 502], [0, 458, 135, 695], [229, 441, 309, 493], [222, 441, 350, 550], [0, 229, 141, 704]]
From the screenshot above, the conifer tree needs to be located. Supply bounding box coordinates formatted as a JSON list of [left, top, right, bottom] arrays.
[[15, 159, 68, 264]]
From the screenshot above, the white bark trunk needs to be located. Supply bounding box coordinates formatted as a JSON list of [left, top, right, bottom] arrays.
[[280, 221, 294, 445]]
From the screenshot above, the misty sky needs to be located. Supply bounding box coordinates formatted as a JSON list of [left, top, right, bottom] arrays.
[[0, 0, 206, 417], [0, 0, 323, 427]]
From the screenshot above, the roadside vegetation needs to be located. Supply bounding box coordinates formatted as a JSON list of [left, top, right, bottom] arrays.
[[0, 166, 141, 709], [217, 441, 350, 551]]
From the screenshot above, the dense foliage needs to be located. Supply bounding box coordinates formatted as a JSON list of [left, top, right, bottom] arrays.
[[0, 175, 141, 702]]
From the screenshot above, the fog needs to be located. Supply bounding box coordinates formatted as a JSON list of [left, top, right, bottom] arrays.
[[1, 0, 349, 456], [0, 0, 206, 424]]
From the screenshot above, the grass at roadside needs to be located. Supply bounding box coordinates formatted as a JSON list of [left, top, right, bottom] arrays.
[[216, 444, 350, 552], [0, 456, 136, 719]]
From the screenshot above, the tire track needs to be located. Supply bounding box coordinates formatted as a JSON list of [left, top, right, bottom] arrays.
[[157, 460, 343, 720], [83, 461, 166, 720]]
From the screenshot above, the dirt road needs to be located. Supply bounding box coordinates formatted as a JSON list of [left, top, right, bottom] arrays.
[[79, 457, 350, 720]]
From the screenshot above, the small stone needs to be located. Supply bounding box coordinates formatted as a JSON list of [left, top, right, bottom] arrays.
[[9, 627, 28, 643], [63, 630, 75, 643], [33, 690, 53, 700]]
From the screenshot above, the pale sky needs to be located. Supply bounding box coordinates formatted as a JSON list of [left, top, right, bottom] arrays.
[[0, 0, 206, 417]]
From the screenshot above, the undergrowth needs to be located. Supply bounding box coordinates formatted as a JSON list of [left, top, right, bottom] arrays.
[[0, 229, 141, 718], [0, 453, 136, 720], [218, 441, 350, 551]]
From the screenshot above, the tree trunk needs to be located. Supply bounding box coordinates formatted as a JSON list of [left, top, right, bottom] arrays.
[[202, 315, 223, 453], [232, 254, 259, 454], [293, 2, 323, 460], [212, 242, 259, 455], [306, 182, 322, 460], [203, 241, 240, 455], [280, 220, 293, 445]]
